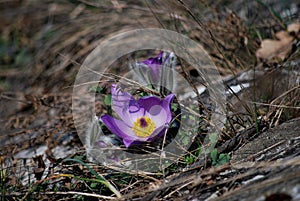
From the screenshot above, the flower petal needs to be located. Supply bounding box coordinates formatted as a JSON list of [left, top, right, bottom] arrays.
[[161, 94, 175, 122], [142, 52, 164, 81], [123, 138, 136, 148], [146, 105, 168, 128], [111, 84, 144, 125], [102, 85, 175, 148], [123, 126, 167, 147], [138, 96, 162, 112], [100, 114, 154, 148], [138, 94, 174, 125], [148, 125, 167, 139], [100, 114, 136, 140], [142, 52, 163, 65]]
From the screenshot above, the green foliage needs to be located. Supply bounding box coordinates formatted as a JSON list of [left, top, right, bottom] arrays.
[[74, 155, 85, 161], [171, 103, 179, 111], [62, 158, 121, 198], [108, 172, 133, 185], [184, 146, 202, 165], [139, 91, 149, 97], [211, 149, 230, 166], [104, 94, 112, 106], [88, 85, 112, 115], [184, 154, 195, 164], [90, 182, 98, 188]]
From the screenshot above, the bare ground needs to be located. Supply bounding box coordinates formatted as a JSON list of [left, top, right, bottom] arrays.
[[0, 1, 300, 200]]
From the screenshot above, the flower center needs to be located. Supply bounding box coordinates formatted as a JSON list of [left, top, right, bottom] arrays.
[[132, 116, 156, 137]]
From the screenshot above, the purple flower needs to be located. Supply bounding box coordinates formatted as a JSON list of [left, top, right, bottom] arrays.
[[132, 51, 177, 92], [142, 52, 164, 82], [100, 84, 174, 148]]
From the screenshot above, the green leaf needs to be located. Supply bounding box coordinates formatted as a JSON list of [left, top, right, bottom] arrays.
[[184, 155, 194, 164], [62, 158, 121, 198], [74, 155, 85, 161], [104, 94, 112, 106], [90, 183, 97, 188], [210, 149, 218, 162], [218, 154, 230, 166], [139, 91, 148, 97], [171, 103, 178, 111], [195, 146, 202, 157]]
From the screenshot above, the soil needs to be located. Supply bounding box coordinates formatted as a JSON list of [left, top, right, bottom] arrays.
[[0, 1, 299, 200]]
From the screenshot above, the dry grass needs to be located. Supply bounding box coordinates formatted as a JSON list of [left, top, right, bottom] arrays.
[[0, 0, 299, 200]]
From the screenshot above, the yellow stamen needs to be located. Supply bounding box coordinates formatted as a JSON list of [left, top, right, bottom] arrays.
[[132, 116, 156, 137]]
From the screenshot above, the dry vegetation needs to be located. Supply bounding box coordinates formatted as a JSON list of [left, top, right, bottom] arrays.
[[0, 0, 300, 200]]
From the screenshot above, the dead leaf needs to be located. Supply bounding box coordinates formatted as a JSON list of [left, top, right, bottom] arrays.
[[256, 23, 299, 61], [287, 23, 300, 36]]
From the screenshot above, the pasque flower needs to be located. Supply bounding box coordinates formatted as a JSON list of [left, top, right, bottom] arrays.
[[100, 84, 174, 148], [142, 52, 164, 82], [132, 51, 177, 92]]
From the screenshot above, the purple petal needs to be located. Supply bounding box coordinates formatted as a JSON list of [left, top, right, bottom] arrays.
[[161, 94, 175, 122], [111, 84, 145, 125], [138, 96, 161, 111], [102, 85, 175, 148], [123, 139, 136, 147], [142, 52, 164, 81], [100, 114, 136, 140], [148, 125, 167, 140], [139, 94, 175, 124], [142, 52, 163, 65], [150, 64, 161, 80], [123, 126, 167, 147], [146, 105, 168, 127], [100, 114, 151, 148]]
